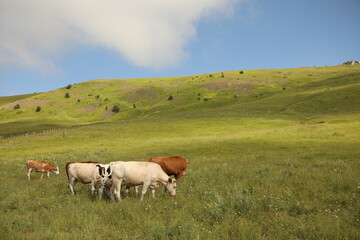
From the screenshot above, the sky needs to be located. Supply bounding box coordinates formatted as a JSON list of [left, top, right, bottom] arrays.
[[0, 0, 359, 97]]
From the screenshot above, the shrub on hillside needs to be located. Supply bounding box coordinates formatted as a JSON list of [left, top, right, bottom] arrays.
[[112, 105, 120, 113], [14, 104, 20, 109], [168, 96, 174, 100], [66, 84, 72, 89], [35, 106, 41, 112], [65, 92, 70, 98], [240, 71, 244, 74]]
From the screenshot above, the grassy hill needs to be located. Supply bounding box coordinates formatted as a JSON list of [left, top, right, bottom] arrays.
[[0, 64, 359, 239], [1, 64, 359, 137]]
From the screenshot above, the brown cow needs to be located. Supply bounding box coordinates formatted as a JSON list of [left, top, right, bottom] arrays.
[[149, 156, 189, 180], [26, 160, 59, 180]]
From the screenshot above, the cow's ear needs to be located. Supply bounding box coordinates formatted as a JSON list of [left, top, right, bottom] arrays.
[[168, 178, 173, 183], [107, 166, 111, 175], [96, 165, 103, 177]]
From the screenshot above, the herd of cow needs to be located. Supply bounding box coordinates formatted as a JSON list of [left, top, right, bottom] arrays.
[[25, 156, 190, 201]]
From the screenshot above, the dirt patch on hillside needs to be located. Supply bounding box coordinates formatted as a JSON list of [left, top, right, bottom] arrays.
[[77, 104, 99, 114], [101, 110, 115, 120], [123, 86, 159, 102], [0, 98, 53, 110], [203, 79, 255, 94]]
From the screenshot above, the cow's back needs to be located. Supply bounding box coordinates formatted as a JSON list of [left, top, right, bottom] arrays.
[[149, 156, 189, 175], [27, 160, 50, 170], [111, 161, 165, 185], [66, 162, 99, 184]]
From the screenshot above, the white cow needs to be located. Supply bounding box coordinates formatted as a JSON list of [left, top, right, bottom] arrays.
[[66, 161, 111, 199], [105, 161, 176, 201]]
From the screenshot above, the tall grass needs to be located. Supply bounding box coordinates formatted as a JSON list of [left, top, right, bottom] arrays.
[[0, 115, 359, 239]]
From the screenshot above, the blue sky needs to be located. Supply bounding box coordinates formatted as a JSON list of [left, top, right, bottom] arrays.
[[1, 0, 359, 97]]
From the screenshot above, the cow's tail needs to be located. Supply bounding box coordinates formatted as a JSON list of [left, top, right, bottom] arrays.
[[65, 162, 72, 184]]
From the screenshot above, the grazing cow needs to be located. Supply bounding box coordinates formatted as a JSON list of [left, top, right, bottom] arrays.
[[149, 156, 189, 180], [106, 161, 176, 201], [65, 161, 111, 199], [26, 160, 59, 180]]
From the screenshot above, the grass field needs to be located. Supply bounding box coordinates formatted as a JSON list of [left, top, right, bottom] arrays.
[[0, 65, 360, 239]]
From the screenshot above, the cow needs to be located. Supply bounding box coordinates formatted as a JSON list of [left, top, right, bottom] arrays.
[[26, 160, 59, 180], [105, 161, 176, 201], [149, 156, 189, 180], [65, 161, 111, 199]]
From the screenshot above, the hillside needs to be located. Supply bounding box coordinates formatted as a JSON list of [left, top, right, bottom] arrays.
[[1, 64, 360, 239], [0, 64, 359, 137]]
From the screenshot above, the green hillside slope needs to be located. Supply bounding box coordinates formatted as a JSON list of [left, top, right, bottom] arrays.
[[0, 64, 359, 137], [1, 64, 360, 239]]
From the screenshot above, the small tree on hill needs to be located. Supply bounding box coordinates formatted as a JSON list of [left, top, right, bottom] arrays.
[[112, 105, 120, 113], [65, 92, 70, 98], [66, 84, 72, 89], [35, 106, 41, 112], [14, 104, 20, 109]]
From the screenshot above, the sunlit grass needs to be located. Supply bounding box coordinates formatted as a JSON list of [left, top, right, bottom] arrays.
[[0, 65, 359, 239]]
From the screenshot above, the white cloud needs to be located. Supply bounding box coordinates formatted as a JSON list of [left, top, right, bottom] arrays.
[[0, 0, 244, 72]]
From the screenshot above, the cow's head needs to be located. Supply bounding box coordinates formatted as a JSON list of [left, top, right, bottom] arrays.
[[54, 167, 60, 175], [96, 164, 112, 186], [165, 178, 176, 196]]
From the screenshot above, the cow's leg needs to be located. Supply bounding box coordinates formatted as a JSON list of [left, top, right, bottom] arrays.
[[47, 171, 50, 178], [104, 187, 112, 199], [125, 185, 130, 195], [68, 178, 76, 195], [40, 172, 44, 179], [113, 178, 122, 202], [135, 186, 139, 196], [98, 185, 104, 200], [140, 182, 150, 201], [176, 170, 184, 180], [26, 168, 32, 180], [90, 181, 96, 195], [150, 186, 155, 199]]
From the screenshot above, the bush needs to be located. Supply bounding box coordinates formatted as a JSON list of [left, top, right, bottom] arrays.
[[35, 106, 41, 112], [13, 104, 20, 109], [65, 92, 70, 98], [112, 105, 120, 113], [168, 96, 174, 101], [240, 71, 244, 74], [65, 84, 72, 89]]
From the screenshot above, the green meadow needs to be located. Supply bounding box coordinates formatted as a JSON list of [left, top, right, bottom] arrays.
[[0, 65, 359, 239]]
